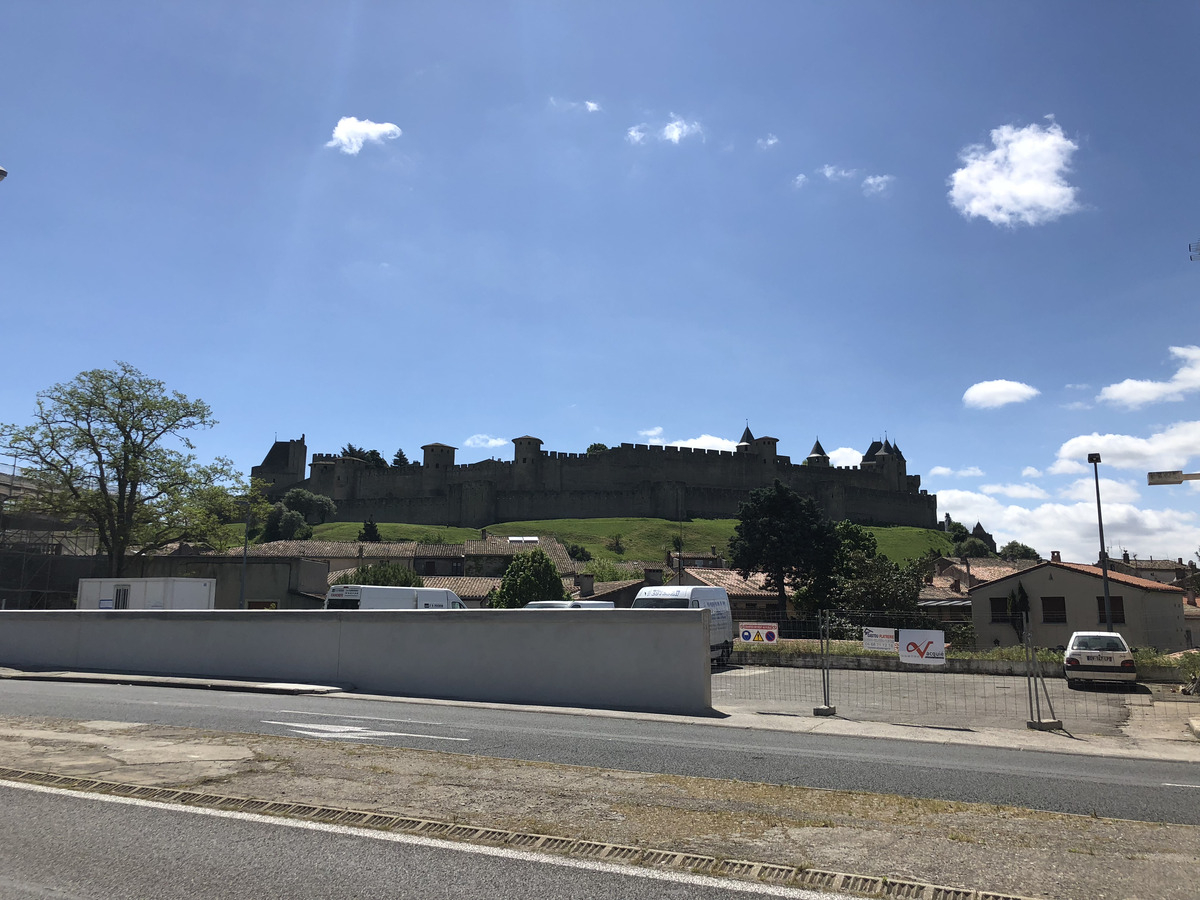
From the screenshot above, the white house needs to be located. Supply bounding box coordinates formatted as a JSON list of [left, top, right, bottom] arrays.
[[969, 560, 1187, 652]]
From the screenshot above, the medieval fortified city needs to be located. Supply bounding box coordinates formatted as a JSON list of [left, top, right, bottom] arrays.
[[252, 426, 938, 530]]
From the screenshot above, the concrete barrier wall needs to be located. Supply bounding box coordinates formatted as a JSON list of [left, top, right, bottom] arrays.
[[0, 609, 712, 715]]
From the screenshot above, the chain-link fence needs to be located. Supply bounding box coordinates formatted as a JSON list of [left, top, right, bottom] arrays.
[[716, 609, 1200, 733]]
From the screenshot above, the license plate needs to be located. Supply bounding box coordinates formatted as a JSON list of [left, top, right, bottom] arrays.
[[1085, 654, 1114, 663]]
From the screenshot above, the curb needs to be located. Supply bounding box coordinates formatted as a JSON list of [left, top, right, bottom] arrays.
[[0, 764, 1041, 900], [0, 669, 347, 695]]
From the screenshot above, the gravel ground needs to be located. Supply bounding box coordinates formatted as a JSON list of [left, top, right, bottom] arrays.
[[1, 715, 1197, 900]]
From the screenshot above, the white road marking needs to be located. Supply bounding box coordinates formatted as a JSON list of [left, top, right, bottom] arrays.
[[261, 721, 468, 742], [1162, 783, 1200, 789], [277, 709, 446, 727], [0, 780, 849, 898]]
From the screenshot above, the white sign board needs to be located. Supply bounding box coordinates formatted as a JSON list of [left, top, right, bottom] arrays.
[[739, 622, 778, 643], [862, 626, 896, 652], [898, 629, 946, 665]]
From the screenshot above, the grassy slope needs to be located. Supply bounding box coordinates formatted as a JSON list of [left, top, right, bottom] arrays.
[[229, 517, 955, 564]]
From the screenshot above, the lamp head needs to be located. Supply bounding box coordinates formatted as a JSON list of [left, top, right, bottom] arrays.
[[1087, 453, 1102, 464]]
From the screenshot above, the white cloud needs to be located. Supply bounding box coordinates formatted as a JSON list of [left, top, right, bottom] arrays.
[[1048, 458, 1088, 475], [792, 174, 808, 189], [550, 97, 602, 113], [585, 101, 601, 113], [861, 174, 894, 195], [962, 379, 1041, 409], [462, 434, 509, 449], [757, 134, 779, 149], [1096, 346, 1200, 409], [947, 117, 1080, 227], [637, 426, 663, 442], [660, 115, 703, 144], [626, 125, 646, 145], [1054, 420, 1200, 472], [929, 466, 985, 478], [981, 483, 1050, 500], [1058, 477, 1141, 504], [325, 116, 402, 155], [828, 447, 862, 468], [819, 164, 856, 180], [936, 488, 1200, 563], [1062, 400, 1091, 411], [668, 434, 739, 452], [1022, 466, 1043, 478]]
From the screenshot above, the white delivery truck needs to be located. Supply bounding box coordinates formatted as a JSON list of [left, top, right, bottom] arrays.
[[77, 577, 216, 610], [324, 584, 467, 610], [631, 585, 733, 664]]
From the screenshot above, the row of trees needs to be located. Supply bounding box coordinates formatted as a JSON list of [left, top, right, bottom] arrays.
[[342, 443, 410, 468]]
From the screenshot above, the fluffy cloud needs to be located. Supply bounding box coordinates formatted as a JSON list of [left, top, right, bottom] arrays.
[[660, 115, 703, 144], [962, 380, 1040, 409], [947, 117, 1079, 227], [626, 125, 646, 145], [635, 427, 737, 452], [828, 447, 862, 468], [463, 434, 509, 449], [861, 174, 894, 195], [1022, 466, 1043, 478], [1058, 477, 1141, 504], [325, 117, 402, 155], [549, 97, 602, 113], [819, 164, 856, 180], [929, 466, 985, 478], [792, 174, 808, 189], [935, 488, 1200, 563], [757, 134, 779, 149], [981, 482, 1050, 500], [1054, 420, 1200, 472], [1096, 345, 1200, 409]]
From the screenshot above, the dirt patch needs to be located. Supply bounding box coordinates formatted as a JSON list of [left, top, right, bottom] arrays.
[[0, 715, 1195, 899]]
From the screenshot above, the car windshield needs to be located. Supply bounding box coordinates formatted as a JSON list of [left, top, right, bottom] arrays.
[[1071, 635, 1127, 652], [633, 597, 689, 609]]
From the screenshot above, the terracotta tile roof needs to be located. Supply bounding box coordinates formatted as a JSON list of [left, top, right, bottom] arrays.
[[968, 560, 1186, 595], [1113, 558, 1190, 571], [413, 543, 467, 558], [683, 567, 775, 598], [572, 579, 642, 600]]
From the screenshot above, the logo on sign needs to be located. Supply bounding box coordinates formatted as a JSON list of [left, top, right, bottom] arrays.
[[898, 629, 946, 665]]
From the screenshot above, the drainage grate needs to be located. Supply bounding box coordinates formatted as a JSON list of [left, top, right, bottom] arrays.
[[0, 766, 1041, 900]]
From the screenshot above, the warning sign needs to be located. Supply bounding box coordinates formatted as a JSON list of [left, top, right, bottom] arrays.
[[739, 622, 778, 643]]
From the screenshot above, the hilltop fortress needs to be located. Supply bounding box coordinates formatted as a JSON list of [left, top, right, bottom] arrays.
[[252, 428, 937, 529]]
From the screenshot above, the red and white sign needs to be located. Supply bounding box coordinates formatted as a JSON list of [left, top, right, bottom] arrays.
[[739, 622, 778, 643], [898, 629, 946, 665]]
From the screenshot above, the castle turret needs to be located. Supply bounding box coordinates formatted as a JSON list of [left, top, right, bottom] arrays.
[[512, 436, 544, 490], [736, 424, 754, 453], [804, 440, 830, 467], [251, 435, 308, 498], [422, 443, 457, 490]]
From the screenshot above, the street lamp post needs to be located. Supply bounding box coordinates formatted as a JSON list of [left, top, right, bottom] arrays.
[[1088, 453, 1114, 632], [235, 499, 249, 610]]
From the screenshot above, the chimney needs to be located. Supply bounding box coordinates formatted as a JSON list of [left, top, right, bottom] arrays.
[[1123, 551, 1130, 563], [950, 578, 960, 593], [578, 573, 595, 597], [644, 568, 663, 586], [1051, 551, 1061, 563]]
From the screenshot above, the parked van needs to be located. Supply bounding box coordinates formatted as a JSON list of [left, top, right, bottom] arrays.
[[324, 585, 467, 610], [523, 600, 615, 609], [631, 585, 733, 664]]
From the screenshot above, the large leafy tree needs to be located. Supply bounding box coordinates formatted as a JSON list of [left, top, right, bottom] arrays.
[[282, 488, 336, 524], [824, 522, 922, 615], [998, 540, 1040, 561], [0, 363, 240, 576], [728, 480, 839, 615], [488, 548, 568, 608]]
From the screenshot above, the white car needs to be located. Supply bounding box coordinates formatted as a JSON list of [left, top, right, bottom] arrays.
[[1063, 631, 1137, 688]]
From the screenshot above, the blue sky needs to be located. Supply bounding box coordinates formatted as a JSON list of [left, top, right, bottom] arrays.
[[2, 2, 1198, 563]]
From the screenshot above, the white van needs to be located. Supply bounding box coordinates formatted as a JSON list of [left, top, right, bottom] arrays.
[[631, 585, 734, 664], [523, 600, 615, 609], [325, 585, 467, 610]]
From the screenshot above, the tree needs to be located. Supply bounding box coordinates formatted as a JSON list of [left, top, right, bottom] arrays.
[[391, 448, 409, 467], [282, 488, 336, 524], [358, 518, 382, 542], [605, 533, 626, 554], [488, 548, 568, 608], [1007, 580, 1030, 643], [728, 480, 839, 615], [954, 536, 993, 558], [566, 542, 592, 562], [333, 562, 423, 586], [0, 363, 240, 577], [341, 443, 388, 468], [998, 540, 1040, 561], [586, 443, 608, 456], [261, 503, 312, 541], [944, 519, 971, 544]]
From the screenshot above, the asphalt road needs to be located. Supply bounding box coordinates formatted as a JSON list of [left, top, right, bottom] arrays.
[[0, 782, 846, 900], [2, 680, 1198, 825]]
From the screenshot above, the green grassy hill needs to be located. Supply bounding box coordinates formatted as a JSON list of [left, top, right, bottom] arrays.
[[232, 517, 955, 565]]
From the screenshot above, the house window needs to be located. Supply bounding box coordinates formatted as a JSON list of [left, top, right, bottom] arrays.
[[989, 598, 1011, 624], [1041, 597, 1066, 624], [1096, 596, 1125, 625]]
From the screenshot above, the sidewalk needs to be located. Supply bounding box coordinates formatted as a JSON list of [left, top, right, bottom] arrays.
[[2, 667, 1198, 900]]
